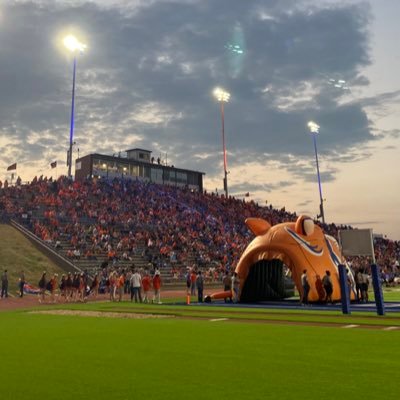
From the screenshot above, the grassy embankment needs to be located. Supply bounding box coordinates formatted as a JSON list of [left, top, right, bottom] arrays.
[[0, 224, 64, 294]]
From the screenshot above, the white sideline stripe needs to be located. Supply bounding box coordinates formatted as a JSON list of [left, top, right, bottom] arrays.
[[342, 324, 359, 329], [383, 326, 399, 331], [209, 318, 229, 322]]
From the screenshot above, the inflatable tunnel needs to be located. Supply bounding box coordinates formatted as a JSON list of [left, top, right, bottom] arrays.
[[240, 259, 292, 302], [209, 215, 354, 303]]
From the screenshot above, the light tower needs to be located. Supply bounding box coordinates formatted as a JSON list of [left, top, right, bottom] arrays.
[[307, 121, 325, 224], [213, 87, 231, 198], [63, 34, 87, 179]]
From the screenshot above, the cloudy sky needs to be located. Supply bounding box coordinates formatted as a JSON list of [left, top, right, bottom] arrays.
[[1, 0, 399, 239]]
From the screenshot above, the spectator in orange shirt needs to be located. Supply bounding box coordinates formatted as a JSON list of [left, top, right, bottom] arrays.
[[152, 269, 162, 304], [117, 273, 125, 302], [190, 270, 197, 296], [141, 270, 152, 303], [49, 274, 58, 303]]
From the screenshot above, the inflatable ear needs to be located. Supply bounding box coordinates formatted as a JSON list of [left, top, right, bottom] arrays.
[[295, 215, 314, 236], [245, 218, 271, 236]]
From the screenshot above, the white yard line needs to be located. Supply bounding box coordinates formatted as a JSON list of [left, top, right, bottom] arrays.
[[342, 324, 359, 329]]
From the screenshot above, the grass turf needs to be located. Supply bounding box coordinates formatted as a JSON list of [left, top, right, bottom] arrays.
[[44, 300, 400, 327], [0, 308, 399, 400]]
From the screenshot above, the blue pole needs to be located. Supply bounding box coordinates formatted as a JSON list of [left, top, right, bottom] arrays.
[[338, 264, 351, 314], [68, 56, 77, 179], [312, 133, 325, 224], [371, 264, 385, 316]]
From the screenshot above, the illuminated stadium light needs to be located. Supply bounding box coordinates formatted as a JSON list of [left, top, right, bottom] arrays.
[[225, 43, 244, 54], [213, 87, 231, 198], [327, 78, 349, 90], [63, 35, 87, 53], [62, 34, 87, 179], [213, 87, 230, 103], [307, 121, 320, 134], [307, 120, 325, 224]]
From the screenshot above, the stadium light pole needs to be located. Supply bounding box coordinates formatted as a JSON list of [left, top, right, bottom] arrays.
[[63, 35, 87, 179], [307, 121, 325, 224], [213, 87, 230, 198]]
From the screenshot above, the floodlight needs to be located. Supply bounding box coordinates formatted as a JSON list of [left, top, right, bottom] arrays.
[[63, 35, 86, 53], [307, 121, 320, 134], [213, 87, 230, 103]]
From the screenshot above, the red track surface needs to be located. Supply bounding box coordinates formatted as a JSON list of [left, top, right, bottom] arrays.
[[0, 289, 188, 311]]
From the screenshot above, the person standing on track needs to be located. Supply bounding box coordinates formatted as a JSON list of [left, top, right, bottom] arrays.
[[322, 270, 333, 304], [185, 268, 191, 296], [49, 274, 58, 303], [190, 269, 197, 296], [141, 270, 151, 303], [19, 270, 25, 298], [90, 273, 100, 299], [38, 271, 47, 303], [130, 268, 142, 303], [301, 269, 310, 306], [196, 270, 204, 303], [152, 269, 162, 304], [231, 272, 240, 303], [116, 272, 125, 302], [1, 269, 8, 298]]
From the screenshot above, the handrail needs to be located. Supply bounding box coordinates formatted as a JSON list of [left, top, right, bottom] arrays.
[[10, 219, 82, 274]]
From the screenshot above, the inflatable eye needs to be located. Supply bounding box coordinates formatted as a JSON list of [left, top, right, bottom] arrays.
[[295, 215, 314, 236], [303, 218, 314, 236]]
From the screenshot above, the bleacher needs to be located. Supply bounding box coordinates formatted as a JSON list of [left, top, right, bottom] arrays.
[[1, 176, 399, 282]]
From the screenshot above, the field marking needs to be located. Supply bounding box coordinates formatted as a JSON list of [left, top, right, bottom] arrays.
[[383, 326, 399, 331], [342, 324, 359, 329], [209, 318, 229, 322], [29, 310, 172, 319]]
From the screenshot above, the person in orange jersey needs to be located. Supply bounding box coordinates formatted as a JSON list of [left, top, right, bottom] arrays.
[[117, 273, 125, 302], [49, 274, 58, 303], [152, 269, 162, 304], [141, 270, 152, 303], [190, 269, 197, 296]]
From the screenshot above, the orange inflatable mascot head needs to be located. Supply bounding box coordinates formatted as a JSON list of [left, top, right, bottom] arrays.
[[235, 215, 354, 302]]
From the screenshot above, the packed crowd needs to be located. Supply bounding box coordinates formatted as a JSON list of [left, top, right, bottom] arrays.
[[0, 176, 399, 284]]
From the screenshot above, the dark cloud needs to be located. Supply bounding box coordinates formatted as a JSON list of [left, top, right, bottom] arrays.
[[0, 0, 380, 187]]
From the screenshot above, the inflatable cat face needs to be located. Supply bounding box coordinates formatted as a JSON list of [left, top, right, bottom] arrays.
[[235, 215, 353, 302]]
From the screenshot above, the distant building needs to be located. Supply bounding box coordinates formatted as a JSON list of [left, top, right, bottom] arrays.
[[74, 149, 204, 191]]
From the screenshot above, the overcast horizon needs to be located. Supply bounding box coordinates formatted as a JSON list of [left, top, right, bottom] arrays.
[[1, 0, 399, 240]]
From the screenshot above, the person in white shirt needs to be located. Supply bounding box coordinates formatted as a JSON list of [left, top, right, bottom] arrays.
[[130, 269, 142, 303]]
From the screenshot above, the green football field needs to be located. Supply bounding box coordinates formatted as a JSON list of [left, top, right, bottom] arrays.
[[1, 302, 400, 400]]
